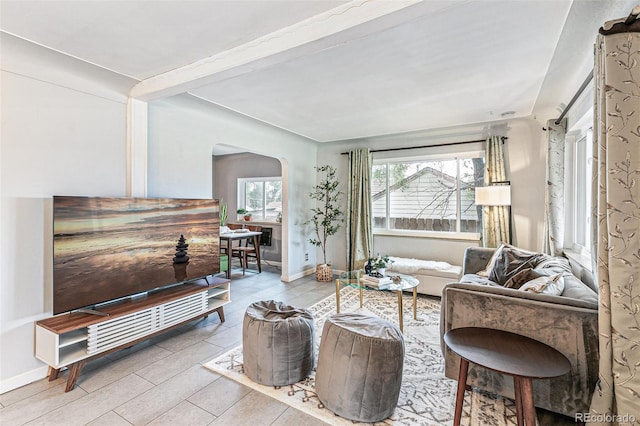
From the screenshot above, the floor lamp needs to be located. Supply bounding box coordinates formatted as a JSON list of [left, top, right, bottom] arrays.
[[475, 181, 512, 245]]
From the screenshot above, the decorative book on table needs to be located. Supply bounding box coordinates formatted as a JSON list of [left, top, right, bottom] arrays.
[[361, 275, 393, 289]]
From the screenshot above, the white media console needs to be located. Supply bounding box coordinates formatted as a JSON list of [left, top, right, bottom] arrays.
[[35, 276, 230, 392]]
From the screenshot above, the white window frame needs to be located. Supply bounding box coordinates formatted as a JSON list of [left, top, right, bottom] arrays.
[[372, 152, 483, 240], [564, 126, 593, 260], [237, 177, 282, 222]]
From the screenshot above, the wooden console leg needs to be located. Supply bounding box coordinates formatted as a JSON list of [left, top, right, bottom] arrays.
[[454, 358, 469, 426], [65, 360, 86, 392], [47, 366, 60, 381], [216, 306, 225, 322]]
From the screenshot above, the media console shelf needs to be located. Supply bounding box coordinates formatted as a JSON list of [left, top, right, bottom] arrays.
[[35, 276, 230, 392]]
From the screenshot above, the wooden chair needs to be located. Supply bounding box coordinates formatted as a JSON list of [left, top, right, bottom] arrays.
[[221, 223, 243, 255], [231, 225, 262, 275]]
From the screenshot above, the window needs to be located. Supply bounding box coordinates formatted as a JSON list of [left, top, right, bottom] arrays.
[[372, 154, 484, 235], [237, 177, 282, 221], [566, 127, 593, 256]]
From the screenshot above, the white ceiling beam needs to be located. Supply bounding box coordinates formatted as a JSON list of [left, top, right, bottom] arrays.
[[129, 0, 422, 101]]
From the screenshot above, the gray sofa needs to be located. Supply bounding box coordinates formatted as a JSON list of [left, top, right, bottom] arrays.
[[440, 246, 599, 418]]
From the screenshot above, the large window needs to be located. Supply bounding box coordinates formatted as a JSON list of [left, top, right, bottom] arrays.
[[237, 177, 282, 221], [372, 154, 484, 235]]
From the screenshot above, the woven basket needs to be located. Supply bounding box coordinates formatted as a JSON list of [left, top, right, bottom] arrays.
[[315, 264, 333, 282]]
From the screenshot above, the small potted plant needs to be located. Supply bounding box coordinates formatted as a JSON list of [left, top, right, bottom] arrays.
[[237, 208, 252, 221], [367, 254, 394, 276]]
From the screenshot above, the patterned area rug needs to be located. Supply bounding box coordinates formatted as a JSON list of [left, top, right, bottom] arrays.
[[204, 286, 519, 425]]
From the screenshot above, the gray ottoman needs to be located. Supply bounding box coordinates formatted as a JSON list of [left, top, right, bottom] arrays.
[[315, 313, 404, 422], [242, 300, 314, 386]]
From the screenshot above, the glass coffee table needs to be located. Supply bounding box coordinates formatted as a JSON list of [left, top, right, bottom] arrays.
[[336, 270, 419, 332]]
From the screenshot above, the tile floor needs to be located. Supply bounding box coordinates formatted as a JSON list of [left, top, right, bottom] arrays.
[[0, 264, 576, 426], [0, 265, 334, 426]]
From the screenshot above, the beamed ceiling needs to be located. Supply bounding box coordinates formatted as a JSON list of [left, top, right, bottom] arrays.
[[1, 0, 634, 142]]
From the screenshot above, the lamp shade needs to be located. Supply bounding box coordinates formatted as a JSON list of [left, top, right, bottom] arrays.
[[475, 185, 511, 206]]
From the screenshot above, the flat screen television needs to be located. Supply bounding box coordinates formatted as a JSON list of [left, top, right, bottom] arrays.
[[53, 196, 220, 315]]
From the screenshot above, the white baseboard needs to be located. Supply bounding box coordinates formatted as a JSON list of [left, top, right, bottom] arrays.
[[0, 365, 48, 394], [283, 267, 316, 282]]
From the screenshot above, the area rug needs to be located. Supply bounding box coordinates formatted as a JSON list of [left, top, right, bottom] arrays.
[[204, 286, 519, 425]]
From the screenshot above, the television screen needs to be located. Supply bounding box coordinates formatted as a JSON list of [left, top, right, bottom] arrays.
[[53, 196, 219, 314]]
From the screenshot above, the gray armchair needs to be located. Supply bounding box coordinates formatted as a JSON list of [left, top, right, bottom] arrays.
[[440, 246, 599, 418]]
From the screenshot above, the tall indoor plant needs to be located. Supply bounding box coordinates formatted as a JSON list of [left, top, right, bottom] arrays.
[[307, 165, 344, 281]]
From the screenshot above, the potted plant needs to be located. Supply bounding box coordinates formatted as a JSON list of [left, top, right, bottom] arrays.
[[237, 208, 252, 221], [219, 199, 229, 234], [307, 165, 344, 281], [366, 254, 394, 277]]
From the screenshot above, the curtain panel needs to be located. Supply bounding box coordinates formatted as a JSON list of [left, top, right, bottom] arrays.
[[482, 136, 510, 247], [543, 118, 568, 256], [346, 149, 373, 272], [589, 27, 640, 422]]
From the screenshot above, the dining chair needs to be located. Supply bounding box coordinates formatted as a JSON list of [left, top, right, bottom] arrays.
[[221, 223, 243, 255], [232, 225, 262, 275]]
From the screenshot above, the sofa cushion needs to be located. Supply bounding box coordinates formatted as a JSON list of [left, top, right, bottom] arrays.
[[463, 245, 599, 304], [459, 274, 500, 287], [519, 274, 565, 295], [561, 273, 599, 304]]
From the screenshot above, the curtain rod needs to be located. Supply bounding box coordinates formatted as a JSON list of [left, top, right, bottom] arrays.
[[340, 136, 506, 155], [553, 71, 594, 125]]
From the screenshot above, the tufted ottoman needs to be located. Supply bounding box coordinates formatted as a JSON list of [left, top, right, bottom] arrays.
[[242, 300, 314, 386], [315, 313, 404, 422]]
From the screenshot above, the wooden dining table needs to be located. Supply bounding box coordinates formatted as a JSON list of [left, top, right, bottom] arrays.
[[220, 230, 262, 279]]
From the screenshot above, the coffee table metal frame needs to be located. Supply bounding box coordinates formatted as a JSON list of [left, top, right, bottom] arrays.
[[335, 270, 419, 332]]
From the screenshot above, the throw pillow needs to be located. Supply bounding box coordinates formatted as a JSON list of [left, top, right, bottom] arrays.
[[486, 244, 544, 285], [476, 243, 507, 277], [519, 274, 565, 296], [535, 256, 573, 274], [504, 268, 548, 289]]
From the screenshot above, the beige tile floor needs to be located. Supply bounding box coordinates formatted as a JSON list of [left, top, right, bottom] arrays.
[[0, 263, 576, 426], [0, 264, 334, 426]]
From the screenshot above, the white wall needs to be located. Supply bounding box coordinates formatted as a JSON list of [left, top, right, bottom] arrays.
[[317, 117, 548, 269], [147, 95, 318, 281], [0, 34, 134, 391], [507, 118, 548, 251]]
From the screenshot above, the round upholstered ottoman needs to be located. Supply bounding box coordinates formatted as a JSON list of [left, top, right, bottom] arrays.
[[242, 300, 314, 386], [315, 313, 404, 422]]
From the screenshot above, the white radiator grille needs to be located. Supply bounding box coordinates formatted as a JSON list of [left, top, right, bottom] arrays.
[[87, 293, 207, 354]]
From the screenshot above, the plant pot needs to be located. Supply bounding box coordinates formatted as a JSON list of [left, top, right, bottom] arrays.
[[244, 215, 252, 221], [378, 267, 386, 276], [315, 264, 333, 282]]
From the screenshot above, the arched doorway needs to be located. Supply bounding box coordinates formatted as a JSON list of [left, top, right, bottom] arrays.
[[212, 144, 288, 280]]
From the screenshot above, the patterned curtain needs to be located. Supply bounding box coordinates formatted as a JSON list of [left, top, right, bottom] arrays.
[[589, 21, 640, 421], [543, 118, 568, 256], [482, 136, 509, 247], [346, 148, 373, 271]]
